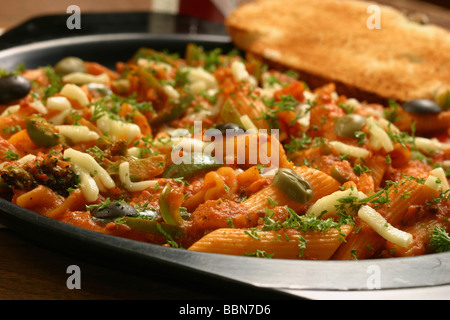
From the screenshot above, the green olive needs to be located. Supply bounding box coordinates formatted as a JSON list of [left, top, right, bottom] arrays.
[[435, 88, 450, 110], [272, 168, 314, 204], [330, 165, 349, 184], [26, 115, 60, 147], [54, 57, 86, 76], [334, 114, 367, 138]]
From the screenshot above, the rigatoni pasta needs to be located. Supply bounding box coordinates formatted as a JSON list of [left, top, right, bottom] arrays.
[[0, 44, 449, 261]]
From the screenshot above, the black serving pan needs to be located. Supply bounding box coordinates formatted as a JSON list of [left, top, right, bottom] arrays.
[[0, 14, 449, 300]]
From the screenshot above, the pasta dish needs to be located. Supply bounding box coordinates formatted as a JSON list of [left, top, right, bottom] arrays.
[[0, 44, 449, 260]]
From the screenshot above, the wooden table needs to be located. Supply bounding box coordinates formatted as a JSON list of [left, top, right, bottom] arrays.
[[0, 0, 449, 301], [0, 228, 222, 300]]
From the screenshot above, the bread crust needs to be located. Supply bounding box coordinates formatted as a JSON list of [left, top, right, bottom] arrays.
[[226, 0, 450, 103]]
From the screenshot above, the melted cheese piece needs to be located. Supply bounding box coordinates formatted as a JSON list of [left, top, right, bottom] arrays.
[[137, 58, 173, 74], [1, 104, 20, 116], [46, 96, 72, 125], [96, 115, 141, 142], [47, 96, 72, 111], [231, 60, 257, 86], [60, 84, 89, 107], [64, 148, 115, 202], [240, 115, 258, 131], [0, 154, 36, 169], [62, 72, 109, 85], [182, 66, 218, 93], [415, 137, 450, 155], [306, 188, 367, 218], [118, 161, 158, 192], [29, 100, 48, 114], [358, 205, 413, 248], [424, 167, 450, 193], [72, 163, 99, 202], [162, 84, 180, 102], [56, 125, 99, 143], [17, 154, 37, 164], [258, 72, 283, 98], [329, 141, 370, 159], [367, 117, 394, 152]]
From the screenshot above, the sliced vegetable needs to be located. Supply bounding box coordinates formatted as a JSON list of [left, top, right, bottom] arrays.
[[128, 155, 166, 181], [185, 43, 205, 66], [131, 47, 177, 66], [25, 115, 61, 147], [159, 184, 184, 226], [136, 66, 166, 110], [124, 217, 186, 239], [220, 99, 245, 128], [185, 43, 223, 71], [149, 91, 194, 126], [163, 152, 220, 179]]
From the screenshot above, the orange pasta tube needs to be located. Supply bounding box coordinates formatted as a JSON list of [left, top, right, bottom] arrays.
[[15, 185, 65, 215], [188, 224, 353, 260], [392, 108, 450, 134], [382, 178, 439, 228], [224, 89, 269, 130], [218, 132, 292, 169], [332, 178, 440, 260], [364, 155, 386, 189], [244, 166, 341, 213], [236, 166, 262, 188], [183, 167, 238, 211], [385, 216, 445, 258], [45, 188, 89, 219], [331, 219, 386, 260]]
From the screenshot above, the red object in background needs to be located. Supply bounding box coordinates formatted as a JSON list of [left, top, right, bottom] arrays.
[[179, 0, 226, 22]]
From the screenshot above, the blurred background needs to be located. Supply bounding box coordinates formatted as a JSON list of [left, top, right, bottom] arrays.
[[0, 0, 449, 34]]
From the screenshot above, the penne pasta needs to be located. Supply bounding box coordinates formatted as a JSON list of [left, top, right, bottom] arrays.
[[244, 166, 341, 214], [381, 178, 439, 228], [331, 218, 386, 260], [15, 185, 64, 214], [188, 224, 353, 260], [1, 43, 449, 262]]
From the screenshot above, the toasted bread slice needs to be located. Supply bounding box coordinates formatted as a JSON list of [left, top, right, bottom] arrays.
[[225, 0, 450, 104]]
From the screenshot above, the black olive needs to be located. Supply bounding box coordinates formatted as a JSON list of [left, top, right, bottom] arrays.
[[402, 99, 441, 114], [0, 74, 31, 104], [208, 123, 246, 136], [92, 201, 137, 219]]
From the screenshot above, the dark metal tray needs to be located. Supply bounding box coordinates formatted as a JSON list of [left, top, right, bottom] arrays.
[[0, 17, 449, 300]]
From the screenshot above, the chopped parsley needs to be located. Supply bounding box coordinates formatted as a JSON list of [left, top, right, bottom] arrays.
[[429, 227, 450, 253]]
